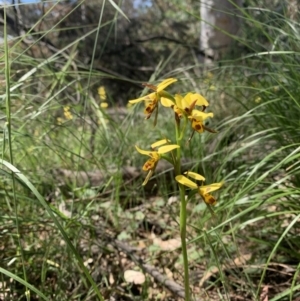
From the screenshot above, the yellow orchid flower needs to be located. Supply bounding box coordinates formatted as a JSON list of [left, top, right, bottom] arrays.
[[98, 86, 109, 108], [161, 92, 209, 117], [178, 93, 209, 114], [136, 139, 180, 186], [98, 86, 107, 100], [175, 172, 223, 206], [129, 78, 177, 119], [189, 110, 214, 133]]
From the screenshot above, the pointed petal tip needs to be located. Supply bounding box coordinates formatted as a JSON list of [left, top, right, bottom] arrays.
[[175, 175, 198, 189], [184, 171, 205, 181], [151, 139, 170, 148], [157, 144, 180, 154]]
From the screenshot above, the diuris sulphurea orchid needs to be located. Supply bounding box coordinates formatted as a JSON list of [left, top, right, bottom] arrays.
[[161, 92, 216, 137], [161, 92, 209, 117], [189, 109, 215, 134], [135, 139, 179, 186], [129, 78, 177, 123], [175, 171, 223, 206], [128, 77, 223, 301]]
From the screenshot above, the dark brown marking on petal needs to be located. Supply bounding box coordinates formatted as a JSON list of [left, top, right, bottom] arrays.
[[145, 106, 152, 113], [143, 158, 156, 171], [189, 100, 197, 111], [193, 121, 203, 132], [204, 194, 217, 205], [195, 124, 202, 131], [142, 83, 157, 91]]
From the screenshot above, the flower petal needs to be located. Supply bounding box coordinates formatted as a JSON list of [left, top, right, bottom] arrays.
[[184, 171, 205, 181], [199, 182, 224, 194], [129, 92, 156, 104], [175, 175, 198, 189], [142, 169, 154, 186], [157, 144, 179, 154], [156, 78, 177, 92], [174, 94, 183, 107], [98, 86, 107, 100], [135, 145, 153, 156], [174, 94, 185, 115], [144, 101, 157, 116], [160, 97, 174, 107], [100, 102, 109, 108], [180, 93, 193, 111], [202, 193, 217, 205], [190, 93, 209, 106], [143, 158, 158, 171], [190, 110, 214, 120], [151, 139, 170, 149], [192, 119, 204, 133]]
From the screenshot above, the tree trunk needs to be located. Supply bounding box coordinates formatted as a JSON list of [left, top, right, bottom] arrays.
[[200, 0, 243, 62]]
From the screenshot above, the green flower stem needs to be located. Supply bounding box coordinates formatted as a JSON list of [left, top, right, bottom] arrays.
[[175, 120, 191, 301], [179, 116, 188, 141], [179, 183, 190, 301]]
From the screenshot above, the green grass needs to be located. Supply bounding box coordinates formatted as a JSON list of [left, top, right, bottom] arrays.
[[1, 1, 300, 300]]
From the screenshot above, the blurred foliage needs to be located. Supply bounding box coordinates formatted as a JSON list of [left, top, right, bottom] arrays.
[[3, 0, 202, 103], [2, 0, 299, 103]]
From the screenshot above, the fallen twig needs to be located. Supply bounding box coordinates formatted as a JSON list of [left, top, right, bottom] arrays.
[[113, 239, 186, 299]]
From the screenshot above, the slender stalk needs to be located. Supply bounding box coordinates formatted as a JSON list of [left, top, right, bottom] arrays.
[[175, 119, 191, 301], [179, 183, 190, 301]]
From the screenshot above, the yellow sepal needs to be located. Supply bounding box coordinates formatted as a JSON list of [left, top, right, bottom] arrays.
[[160, 97, 174, 107], [199, 182, 224, 194], [135, 145, 152, 156], [175, 175, 198, 189], [184, 171, 205, 181], [151, 139, 170, 148], [190, 93, 209, 106], [156, 78, 177, 92], [142, 169, 154, 186], [129, 92, 156, 104], [190, 110, 214, 120], [157, 144, 179, 154]]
